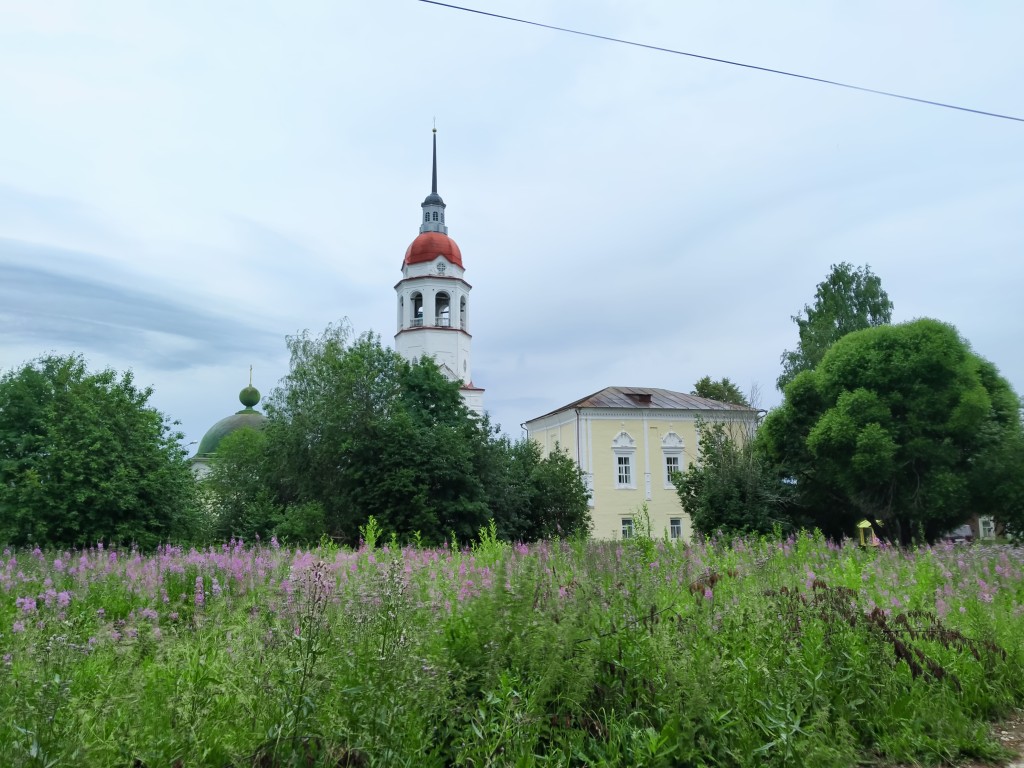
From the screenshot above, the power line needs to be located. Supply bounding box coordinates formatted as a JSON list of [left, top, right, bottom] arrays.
[[419, 0, 1024, 124]]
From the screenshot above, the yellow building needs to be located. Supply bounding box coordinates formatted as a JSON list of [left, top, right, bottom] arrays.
[[524, 387, 758, 541]]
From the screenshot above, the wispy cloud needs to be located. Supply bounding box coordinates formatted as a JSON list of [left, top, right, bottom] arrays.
[[0, 239, 278, 370]]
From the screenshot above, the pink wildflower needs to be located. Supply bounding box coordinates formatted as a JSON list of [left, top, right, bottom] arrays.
[[15, 597, 36, 614]]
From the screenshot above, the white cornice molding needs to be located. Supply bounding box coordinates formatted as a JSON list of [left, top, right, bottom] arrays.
[[394, 275, 472, 290]]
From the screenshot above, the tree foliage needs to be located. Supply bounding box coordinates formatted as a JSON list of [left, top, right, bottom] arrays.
[[0, 354, 198, 548], [204, 321, 592, 545], [691, 376, 750, 407], [760, 319, 1024, 543], [258, 322, 489, 545], [485, 439, 591, 542], [777, 262, 893, 391], [202, 428, 282, 542], [673, 420, 789, 537]]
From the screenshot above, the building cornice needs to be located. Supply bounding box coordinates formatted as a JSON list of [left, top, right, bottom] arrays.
[[394, 274, 472, 290], [394, 327, 473, 340]]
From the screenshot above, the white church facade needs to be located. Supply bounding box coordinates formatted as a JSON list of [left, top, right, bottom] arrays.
[[394, 130, 484, 414]]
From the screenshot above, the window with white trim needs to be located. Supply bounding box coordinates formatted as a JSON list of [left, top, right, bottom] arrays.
[[611, 430, 637, 489], [662, 431, 684, 488], [617, 456, 631, 486], [669, 517, 682, 540], [665, 455, 680, 483], [621, 518, 634, 539]]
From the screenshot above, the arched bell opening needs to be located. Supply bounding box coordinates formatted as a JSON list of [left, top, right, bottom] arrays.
[[435, 292, 451, 328]]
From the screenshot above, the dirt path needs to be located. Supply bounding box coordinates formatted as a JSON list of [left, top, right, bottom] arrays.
[[885, 711, 1024, 768], [996, 712, 1024, 768], [967, 711, 1024, 768]]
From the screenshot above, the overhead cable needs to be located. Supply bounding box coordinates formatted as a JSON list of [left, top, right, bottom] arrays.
[[419, 0, 1024, 124]]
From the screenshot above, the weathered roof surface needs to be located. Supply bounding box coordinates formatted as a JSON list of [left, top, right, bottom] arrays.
[[404, 231, 463, 267], [527, 386, 755, 423]]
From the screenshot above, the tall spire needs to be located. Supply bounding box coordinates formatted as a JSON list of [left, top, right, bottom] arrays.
[[420, 127, 447, 234], [431, 127, 438, 196]]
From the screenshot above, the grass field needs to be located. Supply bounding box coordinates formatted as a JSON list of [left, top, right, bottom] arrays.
[[1, 528, 1022, 767]]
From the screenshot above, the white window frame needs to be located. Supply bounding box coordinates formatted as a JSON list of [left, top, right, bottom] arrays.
[[617, 455, 632, 487], [611, 431, 637, 489], [665, 455, 681, 484], [662, 431, 684, 488], [669, 517, 682, 540], [621, 517, 634, 539]]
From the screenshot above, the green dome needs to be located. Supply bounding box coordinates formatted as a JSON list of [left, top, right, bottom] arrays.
[[240, 385, 261, 409], [195, 384, 267, 458]]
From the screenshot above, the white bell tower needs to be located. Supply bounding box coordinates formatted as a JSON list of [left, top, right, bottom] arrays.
[[394, 129, 484, 415]]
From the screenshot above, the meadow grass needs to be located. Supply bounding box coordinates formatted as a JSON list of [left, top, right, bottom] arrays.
[[1, 531, 1022, 767]]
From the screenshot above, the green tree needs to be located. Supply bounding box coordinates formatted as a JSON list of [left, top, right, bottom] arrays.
[[261, 322, 490, 545], [486, 440, 590, 541], [673, 420, 789, 537], [0, 354, 198, 548], [760, 319, 1023, 544], [202, 428, 282, 542], [691, 376, 750, 407], [529, 445, 591, 539], [777, 262, 893, 391]]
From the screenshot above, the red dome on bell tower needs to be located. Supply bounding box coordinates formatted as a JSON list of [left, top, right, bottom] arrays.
[[403, 231, 463, 268]]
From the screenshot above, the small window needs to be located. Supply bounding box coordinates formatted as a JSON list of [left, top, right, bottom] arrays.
[[424, 212, 429, 222], [665, 455, 681, 483], [432, 211, 439, 221], [612, 430, 637, 489], [621, 518, 634, 539], [617, 456, 632, 487], [670, 518, 682, 540]]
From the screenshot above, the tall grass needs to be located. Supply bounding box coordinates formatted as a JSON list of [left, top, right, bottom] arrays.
[[0, 532, 1021, 766]]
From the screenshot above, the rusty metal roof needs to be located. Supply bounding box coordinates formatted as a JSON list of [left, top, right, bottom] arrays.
[[528, 386, 755, 423]]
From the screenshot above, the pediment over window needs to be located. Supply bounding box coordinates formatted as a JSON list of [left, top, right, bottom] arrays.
[[611, 430, 636, 450], [661, 431, 684, 450]]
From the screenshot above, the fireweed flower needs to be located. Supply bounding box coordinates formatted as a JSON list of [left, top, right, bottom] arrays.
[[15, 596, 37, 614], [194, 576, 205, 608], [12, 621, 25, 633]]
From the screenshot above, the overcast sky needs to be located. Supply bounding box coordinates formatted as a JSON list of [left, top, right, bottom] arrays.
[[2, 1, 1022, 450]]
